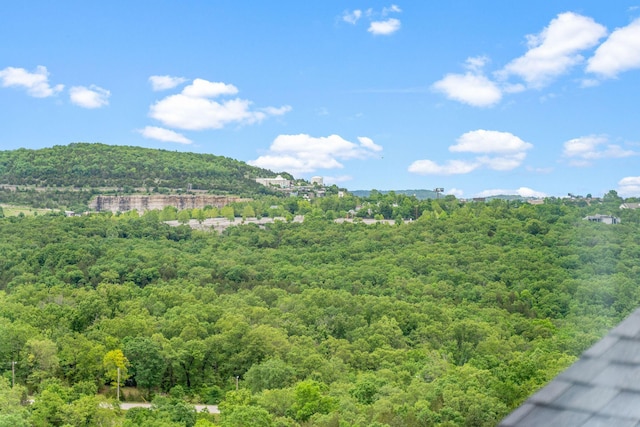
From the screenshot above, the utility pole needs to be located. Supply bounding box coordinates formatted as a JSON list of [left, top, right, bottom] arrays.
[[117, 367, 121, 401], [235, 376, 239, 391], [12, 361, 15, 388], [434, 188, 444, 200]]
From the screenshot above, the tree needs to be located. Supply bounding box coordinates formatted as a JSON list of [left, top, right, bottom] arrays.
[[124, 337, 165, 398], [23, 338, 59, 391], [290, 380, 335, 421], [221, 206, 235, 221], [242, 205, 256, 219], [245, 358, 296, 393], [0, 378, 29, 427], [58, 334, 105, 385], [177, 210, 191, 225], [103, 349, 130, 388]]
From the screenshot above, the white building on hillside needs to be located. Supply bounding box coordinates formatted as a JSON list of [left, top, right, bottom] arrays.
[[255, 175, 291, 188]]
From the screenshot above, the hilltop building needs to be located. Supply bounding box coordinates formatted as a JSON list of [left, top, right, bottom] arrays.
[[620, 202, 640, 210], [255, 175, 291, 188], [583, 214, 621, 224]]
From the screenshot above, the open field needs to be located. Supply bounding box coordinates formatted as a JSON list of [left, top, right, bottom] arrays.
[[0, 203, 53, 217]]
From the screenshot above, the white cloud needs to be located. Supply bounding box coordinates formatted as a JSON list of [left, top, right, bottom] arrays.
[[0, 65, 63, 98], [249, 134, 383, 174], [69, 85, 110, 108], [465, 55, 490, 72], [477, 152, 527, 171], [368, 18, 401, 35], [182, 79, 238, 98], [261, 105, 292, 116], [345, 5, 402, 35], [343, 9, 362, 24], [587, 18, 640, 78], [450, 129, 533, 154], [149, 75, 188, 91], [499, 12, 607, 88], [407, 159, 480, 175], [476, 187, 547, 198], [432, 73, 502, 107], [148, 78, 290, 130], [382, 5, 402, 15], [433, 57, 502, 107], [618, 176, 640, 197], [358, 136, 383, 152], [137, 126, 191, 144], [563, 135, 637, 165], [409, 129, 532, 176], [150, 95, 262, 130], [447, 188, 464, 198], [324, 175, 353, 185]]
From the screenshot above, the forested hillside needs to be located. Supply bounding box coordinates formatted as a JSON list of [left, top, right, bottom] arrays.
[[0, 143, 280, 196], [1, 198, 638, 426]]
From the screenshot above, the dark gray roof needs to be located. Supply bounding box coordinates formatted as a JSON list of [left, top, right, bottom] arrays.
[[499, 308, 640, 427]]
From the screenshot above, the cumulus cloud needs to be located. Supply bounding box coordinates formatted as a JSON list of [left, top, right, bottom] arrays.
[[343, 5, 401, 35], [69, 85, 110, 108], [181, 79, 238, 97], [0, 65, 63, 98], [475, 187, 547, 198], [149, 78, 290, 130], [342, 9, 362, 24], [408, 159, 480, 175], [368, 18, 401, 35], [249, 134, 383, 174], [137, 126, 191, 144], [432, 56, 502, 107], [432, 73, 502, 107], [149, 75, 188, 91], [408, 130, 532, 176], [563, 135, 637, 166], [587, 18, 640, 78], [451, 129, 533, 153], [434, 13, 615, 107], [499, 12, 607, 88], [358, 136, 383, 152], [618, 176, 640, 197]]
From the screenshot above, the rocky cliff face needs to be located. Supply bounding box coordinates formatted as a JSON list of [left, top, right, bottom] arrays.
[[89, 195, 246, 213]]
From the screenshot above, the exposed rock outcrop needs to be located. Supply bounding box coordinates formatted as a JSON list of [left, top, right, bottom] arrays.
[[89, 195, 247, 213]]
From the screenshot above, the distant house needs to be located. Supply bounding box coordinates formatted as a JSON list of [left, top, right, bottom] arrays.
[[583, 214, 621, 224], [255, 175, 291, 188], [620, 202, 640, 210]]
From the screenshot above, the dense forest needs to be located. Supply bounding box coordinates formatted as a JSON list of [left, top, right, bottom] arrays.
[[0, 143, 282, 199], [1, 194, 639, 426]]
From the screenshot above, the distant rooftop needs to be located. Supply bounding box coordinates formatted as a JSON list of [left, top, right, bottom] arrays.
[[499, 308, 640, 426]]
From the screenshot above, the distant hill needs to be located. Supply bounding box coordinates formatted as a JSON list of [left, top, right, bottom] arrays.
[[0, 143, 280, 195], [351, 189, 534, 201], [351, 189, 441, 199]]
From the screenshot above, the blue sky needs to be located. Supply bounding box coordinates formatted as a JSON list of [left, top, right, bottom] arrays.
[[1, 1, 640, 198]]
